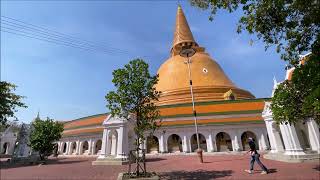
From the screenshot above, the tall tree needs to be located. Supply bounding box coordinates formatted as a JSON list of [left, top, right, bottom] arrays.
[[190, 0, 320, 124], [105, 59, 160, 177], [0, 81, 27, 126], [29, 117, 64, 161], [271, 56, 320, 125]]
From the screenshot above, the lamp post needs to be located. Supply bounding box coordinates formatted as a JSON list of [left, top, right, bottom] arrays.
[[179, 45, 203, 163]]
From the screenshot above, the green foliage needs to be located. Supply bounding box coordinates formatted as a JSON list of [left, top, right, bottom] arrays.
[[0, 120, 20, 133], [190, 0, 320, 64], [29, 117, 64, 160], [271, 56, 320, 125], [0, 81, 27, 126], [105, 59, 161, 147], [190, 0, 320, 124]]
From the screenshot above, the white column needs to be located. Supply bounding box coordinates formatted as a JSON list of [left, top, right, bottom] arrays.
[[265, 120, 284, 153], [78, 141, 83, 155], [67, 142, 72, 155], [116, 127, 124, 158], [98, 129, 108, 158], [259, 132, 268, 150], [182, 135, 189, 153], [143, 139, 147, 150], [206, 133, 214, 152], [279, 123, 305, 155], [88, 139, 92, 155], [92, 141, 96, 155], [306, 119, 320, 153], [230, 131, 240, 152], [76, 140, 81, 155], [159, 134, 165, 153]]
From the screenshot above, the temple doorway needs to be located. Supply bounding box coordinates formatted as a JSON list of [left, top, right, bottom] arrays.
[[241, 131, 258, 150], [147, 136, 159, 154], [167, 134, 182, 153], [216, 132, 232, 152], [191, 133, 207, 152]]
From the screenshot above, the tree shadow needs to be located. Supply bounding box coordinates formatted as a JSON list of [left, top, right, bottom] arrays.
[[146, 158, 166, 162], [0, 158, 87, 169], [160, 169, 233, 180]]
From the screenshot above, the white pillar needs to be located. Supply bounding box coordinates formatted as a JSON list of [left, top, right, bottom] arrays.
[[116, 126, 128, 159], [206, 133, 214, 152], [259, 132, 268, 150], [92, 141, 96, 155], [143, 139, 147, 150], [76, 140, 81, 155], [231, 132, 241, 152], [159, 134, 165, 153], [67, 142, 72, 155], [88, 139, 92, 155], [182, 135, 189, 153], [78, 141, 83, 155], [279, 123, 305, 155], [264, 119, 284, 153], [98, 129, 108, 158], [306, 119, 320, 153], [116, 127, 124, 158]]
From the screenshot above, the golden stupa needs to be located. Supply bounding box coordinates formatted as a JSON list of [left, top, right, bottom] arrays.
[[156, 6, 254, 105]]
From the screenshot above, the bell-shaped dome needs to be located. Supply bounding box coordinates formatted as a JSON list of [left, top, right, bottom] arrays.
[[155, 6, 255, 105]]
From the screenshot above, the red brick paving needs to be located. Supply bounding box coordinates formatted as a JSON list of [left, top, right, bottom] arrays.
[[1, 154, 319, 180]]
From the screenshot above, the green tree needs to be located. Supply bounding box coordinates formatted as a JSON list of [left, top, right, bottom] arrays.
[[29, 117, 64, 161], [0, 81, 27, 126], [190, 0, 320, 124], [271, 56, 320, 125], [105, 59, 161, 177]]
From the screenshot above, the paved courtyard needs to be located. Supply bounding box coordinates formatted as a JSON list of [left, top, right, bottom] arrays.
[[1, 153, 319, 180]]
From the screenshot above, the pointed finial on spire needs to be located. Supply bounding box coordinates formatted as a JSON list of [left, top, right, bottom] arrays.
[[273, 76, 277, 86], [35, 110, 40, 120], [171, 5, 198, 55]]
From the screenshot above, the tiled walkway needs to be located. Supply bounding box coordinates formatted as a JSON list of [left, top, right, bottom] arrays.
[[1, 154, 319, 180]]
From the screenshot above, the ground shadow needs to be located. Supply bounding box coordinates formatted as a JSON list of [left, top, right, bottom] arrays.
[[268, 168, 277, 174], [0, 158, 87, 169], [145, 158, 166, 162], [160, 170, 233, 180], [313, 165, 320, 171]]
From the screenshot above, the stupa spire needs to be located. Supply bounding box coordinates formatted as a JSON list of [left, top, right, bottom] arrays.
[[171, 5, 198, 54]]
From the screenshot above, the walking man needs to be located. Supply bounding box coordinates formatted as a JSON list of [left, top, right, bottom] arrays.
[[245, 137, 268, 174]]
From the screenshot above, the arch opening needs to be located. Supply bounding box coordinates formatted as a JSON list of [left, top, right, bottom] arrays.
[[95, 140, 102, 155], [71, 142, 77, 154], [241, 131, 258, 151], [62, 142, 67, 153], [2, 142, 9, 154], [167, 134, 182, 153], [147, 136, 159, 154], [216, 132, 232, 152], [191, 133, 207, 152], [82, 141, 89, 154]]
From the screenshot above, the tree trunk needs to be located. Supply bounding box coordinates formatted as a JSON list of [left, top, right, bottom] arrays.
[[136, 137, 140, 176]]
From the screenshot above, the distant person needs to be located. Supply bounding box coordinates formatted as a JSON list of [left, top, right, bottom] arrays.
[[244, 137, 268, 174]]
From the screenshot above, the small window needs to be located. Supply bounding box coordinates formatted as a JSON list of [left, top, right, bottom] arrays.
[[202, 68, 208, 74], [229, 94, 235, 100], [224, 89, 236, 100]]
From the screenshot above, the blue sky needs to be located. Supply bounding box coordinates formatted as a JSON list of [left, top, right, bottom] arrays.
[[1, 1, 286, 123]]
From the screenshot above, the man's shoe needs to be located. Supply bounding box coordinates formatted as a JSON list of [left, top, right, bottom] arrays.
[[261, 171, 268, 174], [244, 170, 253, 174]]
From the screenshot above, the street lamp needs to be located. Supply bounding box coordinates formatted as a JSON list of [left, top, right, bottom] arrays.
[[179, 44, 203, 163]]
